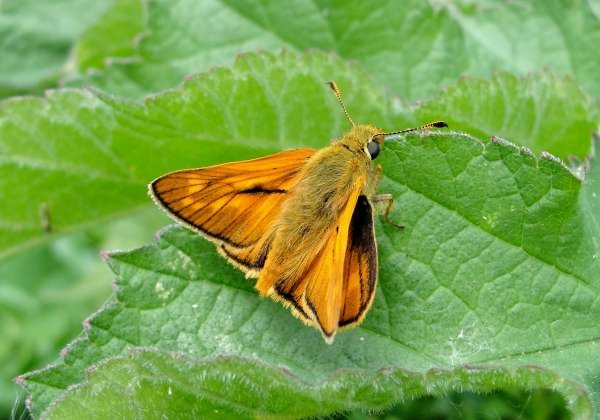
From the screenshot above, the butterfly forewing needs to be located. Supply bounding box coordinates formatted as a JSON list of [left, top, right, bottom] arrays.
[[150, 148, 315, 271]]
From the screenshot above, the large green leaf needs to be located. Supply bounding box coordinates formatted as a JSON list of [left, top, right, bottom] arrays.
[[0, 208, 164, 415], [0, 0, 113, 97], [21, 131, 600, 418], [2, 2, 598, 418], [1, 52, 596, 259], [72, 0, 146, 72], [72, 0, 600, 100], [0, 51, 397, 259], [36, 351, 580, 419], [345, 388, 569, 419]]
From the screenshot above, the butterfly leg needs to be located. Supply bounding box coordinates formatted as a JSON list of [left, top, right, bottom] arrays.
[[372, 194, 404, 229]]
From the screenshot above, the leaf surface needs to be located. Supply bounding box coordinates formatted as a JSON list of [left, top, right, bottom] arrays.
[[0, 209, 163, 414], [72, 0, 146, 72], [1, 52, 596, 258], [72, 0, 600, 100], [0, 0, 112, 96], [416, 72, 599, 160], [21, 131, 600, 418]]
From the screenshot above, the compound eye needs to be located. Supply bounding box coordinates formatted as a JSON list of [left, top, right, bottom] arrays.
[[367, 140, 380, 160]]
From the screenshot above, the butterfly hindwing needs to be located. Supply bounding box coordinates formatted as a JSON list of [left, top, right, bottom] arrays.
[[301, 181, 361, 341], [339, 195, 378, 329]]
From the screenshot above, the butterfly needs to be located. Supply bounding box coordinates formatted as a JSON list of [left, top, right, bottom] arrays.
[[149, 81, 447, 343]]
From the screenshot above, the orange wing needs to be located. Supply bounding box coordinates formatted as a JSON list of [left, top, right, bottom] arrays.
[[259, 180, 378, 343], [149, 149, 315, 273], [339, 195, 378, 329]]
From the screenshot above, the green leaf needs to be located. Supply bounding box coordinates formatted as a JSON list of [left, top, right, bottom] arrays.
[[21, 131, 600, 418], [2, 2, 597, 418], [0, 51, 396, 258], [0, 208, 163, 414], [72, 0, 146, 72], [0, 0, 113, 97], [351, 388, 569, 419], [4, 49, 598, 417], [71, 0, 600, 100], [39, 351, 579, 419], [582, 144, 600, 232], [415, 72, 599, 160], [2, 51, 596, 259]]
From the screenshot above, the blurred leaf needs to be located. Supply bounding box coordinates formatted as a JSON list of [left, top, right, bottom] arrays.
[[0, 208, 164, 415], [1, 52, 596, 259], [581, 142, 600, 232], [33, 352, 574, 420], [0, 0, 113, 97], [0, 51, 396, 259], [341, 389, 568, 419], [73, 0, 146, 72], [0, 231, 107, 414], [71, 0, 600, 100], [21, 129, 600, 417]]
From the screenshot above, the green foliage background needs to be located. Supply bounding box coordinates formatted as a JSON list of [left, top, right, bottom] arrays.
[[1, 0, 599, 418]]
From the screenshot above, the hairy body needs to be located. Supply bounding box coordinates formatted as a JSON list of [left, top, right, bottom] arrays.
[[257, 124, 381, 289]]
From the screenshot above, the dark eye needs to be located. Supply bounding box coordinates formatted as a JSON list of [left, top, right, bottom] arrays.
[[367, 140, 380, 160]]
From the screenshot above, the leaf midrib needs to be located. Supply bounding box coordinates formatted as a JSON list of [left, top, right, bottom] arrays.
[[477, 333, 600, 365], [0, 155, 142, 184]]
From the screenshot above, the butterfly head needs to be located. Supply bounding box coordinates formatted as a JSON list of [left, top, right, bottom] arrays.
[[339, 124, 385, 160], [327, 81, 447, 161]]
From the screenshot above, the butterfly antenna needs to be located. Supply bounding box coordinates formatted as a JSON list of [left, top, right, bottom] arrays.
[[380, 121, 448, 141], [327, 81, 355, 127]]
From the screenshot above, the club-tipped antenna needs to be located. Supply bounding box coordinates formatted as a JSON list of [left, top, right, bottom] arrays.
[[378, 121, 448, 141], [327, 81, 355, 127]]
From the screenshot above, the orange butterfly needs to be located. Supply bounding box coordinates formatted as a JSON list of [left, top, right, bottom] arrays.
[[150, 82, 446, 343]]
